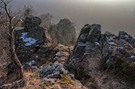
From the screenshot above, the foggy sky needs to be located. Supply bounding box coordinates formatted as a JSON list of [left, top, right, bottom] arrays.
[[13, 0, 135, 36]]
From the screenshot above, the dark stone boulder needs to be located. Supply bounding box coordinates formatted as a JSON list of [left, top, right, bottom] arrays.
[[15, 16, 49, 68], [66, 24, 102, 79]]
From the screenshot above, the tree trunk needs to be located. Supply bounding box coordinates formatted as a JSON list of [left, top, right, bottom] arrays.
[[9, 28, 23, 79]]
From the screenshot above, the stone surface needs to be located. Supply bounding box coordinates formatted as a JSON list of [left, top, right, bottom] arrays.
[[50, 44, 71, 65], [39, 62, 67, 79], [49, 18, 76, 46], [66, 24, 102, 79], [119, 31, 135, 47]]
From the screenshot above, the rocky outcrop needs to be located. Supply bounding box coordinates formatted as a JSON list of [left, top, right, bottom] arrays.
[[49, 18, 76, 46], [15, 16, 49, 68], [66, 24, 102, 79], [1, 14, 135, 89], [102, 32, 135, 79], [66, 24, 135, 89]]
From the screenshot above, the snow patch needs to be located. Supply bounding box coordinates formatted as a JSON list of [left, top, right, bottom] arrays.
[[20, 32, 37, 46]]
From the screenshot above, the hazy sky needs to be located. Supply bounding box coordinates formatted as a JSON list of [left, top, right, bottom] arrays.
[[13, 0, 135, 36]]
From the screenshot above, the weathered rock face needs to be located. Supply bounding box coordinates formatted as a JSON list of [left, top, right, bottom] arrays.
[[102, 32, 135, 79], [15, 16, 48, 68], [66, 24, 102, 79], [66, 24, 135, 89], [49, 18, 76, 46]]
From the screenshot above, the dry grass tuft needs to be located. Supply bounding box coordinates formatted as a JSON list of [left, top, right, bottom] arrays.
[[22, 71, 43, 89]]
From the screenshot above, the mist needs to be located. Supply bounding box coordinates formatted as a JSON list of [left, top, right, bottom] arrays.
[[13, 0, 135, 36]]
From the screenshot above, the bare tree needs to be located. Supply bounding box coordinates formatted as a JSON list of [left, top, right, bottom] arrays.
[[0, 0, 23, 79]]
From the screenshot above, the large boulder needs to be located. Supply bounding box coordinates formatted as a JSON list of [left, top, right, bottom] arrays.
[[15, 16, 49, 68], [49, 18, 76, 46], [66, 24, 102, 79]]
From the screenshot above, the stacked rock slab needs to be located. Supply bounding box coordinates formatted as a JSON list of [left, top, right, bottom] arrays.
[[15, 16, 48, 68]]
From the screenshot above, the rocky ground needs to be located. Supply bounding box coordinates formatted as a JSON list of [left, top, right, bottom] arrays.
[[0, 44, 87, 89], [0, 16, 135, 89]]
